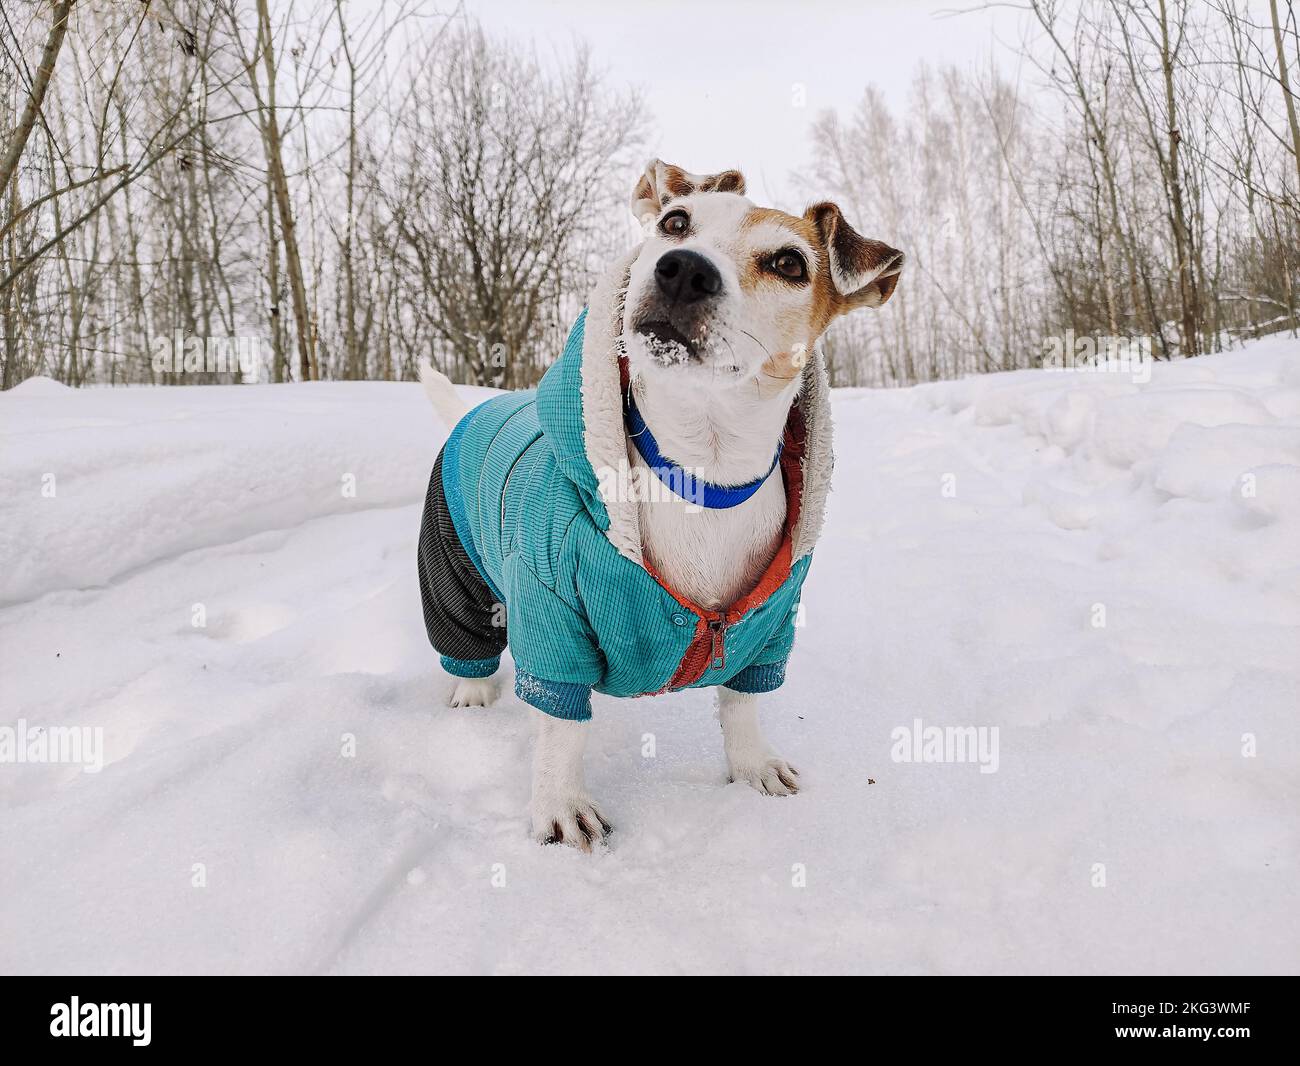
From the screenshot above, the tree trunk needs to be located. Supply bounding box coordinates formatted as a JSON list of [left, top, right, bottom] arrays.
[[1269, 0, 1300, 205], [0, 0, 74, 194], [1158, 0, 1200, 355], [254, 0, 314, 381]]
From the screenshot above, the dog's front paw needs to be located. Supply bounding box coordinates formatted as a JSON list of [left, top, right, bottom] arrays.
[[728, 751, 800, 796], [449, 677, 497, 708], [530, 792, 612, 852]]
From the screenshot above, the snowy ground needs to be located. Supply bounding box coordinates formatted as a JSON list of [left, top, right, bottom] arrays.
[[2, 337, 1298, 975]]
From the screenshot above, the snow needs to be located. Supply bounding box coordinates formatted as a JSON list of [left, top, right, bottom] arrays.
[[2, 336, 1298, 975]]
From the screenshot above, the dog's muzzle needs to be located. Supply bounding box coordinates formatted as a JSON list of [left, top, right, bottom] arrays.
[[633, 250, 724, 362], [654, 249, 721, 305]]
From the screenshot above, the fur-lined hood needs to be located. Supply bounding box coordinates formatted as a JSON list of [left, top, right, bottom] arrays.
[[536, 248, 835, 566]]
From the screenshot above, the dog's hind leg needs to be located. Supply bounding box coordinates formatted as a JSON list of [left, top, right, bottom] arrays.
[[418, 448, 508, 708], [449, 676, 497, 708]]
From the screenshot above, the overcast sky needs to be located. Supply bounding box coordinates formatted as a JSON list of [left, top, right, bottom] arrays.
[[458, 0, 1031, 211]]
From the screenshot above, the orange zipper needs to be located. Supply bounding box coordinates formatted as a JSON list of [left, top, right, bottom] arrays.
[[706, 617, 728, 671]]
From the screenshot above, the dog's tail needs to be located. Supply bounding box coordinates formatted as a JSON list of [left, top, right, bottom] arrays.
[[419, 360, 468, 431]]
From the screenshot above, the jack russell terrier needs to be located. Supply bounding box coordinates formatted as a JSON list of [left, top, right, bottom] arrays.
[[417, 160, 903, 850]]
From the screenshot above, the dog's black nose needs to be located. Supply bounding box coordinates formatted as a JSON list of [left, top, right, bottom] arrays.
[[654, 249, 722, 304]]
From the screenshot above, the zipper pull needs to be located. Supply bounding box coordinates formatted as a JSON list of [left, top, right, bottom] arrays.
[[708, 618, 727, 670]]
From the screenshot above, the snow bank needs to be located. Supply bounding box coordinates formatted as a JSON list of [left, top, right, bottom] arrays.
[[1, 337, 1297, 975], [0, 382, 496, 605]]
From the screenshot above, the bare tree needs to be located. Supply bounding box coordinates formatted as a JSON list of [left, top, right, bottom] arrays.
[[0, 0, 74, 195], [384, 25, 644, 387], [248, 0, 314, 380], [2, 2, 1293, 392]]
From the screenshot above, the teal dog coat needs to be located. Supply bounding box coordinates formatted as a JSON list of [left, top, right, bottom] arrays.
[[418, 253, 835, 720]]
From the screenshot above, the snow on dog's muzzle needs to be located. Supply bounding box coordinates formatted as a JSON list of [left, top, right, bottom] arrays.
[[631, 248, 724, 364]]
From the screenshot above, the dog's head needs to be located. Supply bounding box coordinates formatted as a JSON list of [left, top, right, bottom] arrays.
[[622, 159, 904, 388]]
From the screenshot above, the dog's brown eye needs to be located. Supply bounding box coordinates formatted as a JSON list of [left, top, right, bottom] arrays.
[[660, 210, 689, 236], [772, 250, 806, 280]]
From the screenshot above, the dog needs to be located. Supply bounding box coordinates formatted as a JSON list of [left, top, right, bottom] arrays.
[[417, 160, 903, 850]]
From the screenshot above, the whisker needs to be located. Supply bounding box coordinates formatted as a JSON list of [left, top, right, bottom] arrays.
[[717, 334, 744, 375], [740, 329, 773, 359]]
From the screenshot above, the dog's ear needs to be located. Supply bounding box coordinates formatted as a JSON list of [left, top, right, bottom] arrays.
[[631, 159, 747, 225], [805, 201, 904, 308]]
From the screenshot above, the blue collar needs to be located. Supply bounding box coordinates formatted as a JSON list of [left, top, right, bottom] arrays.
[[624, 394, 783, 509]]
